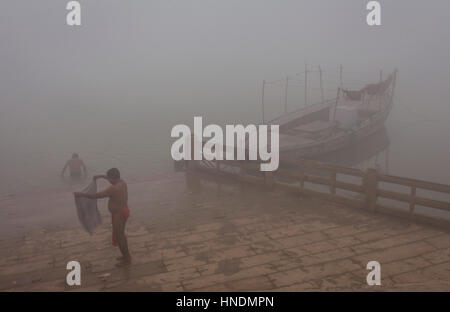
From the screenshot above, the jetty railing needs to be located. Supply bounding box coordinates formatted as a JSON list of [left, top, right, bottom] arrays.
[[182, 146, 450, 224]]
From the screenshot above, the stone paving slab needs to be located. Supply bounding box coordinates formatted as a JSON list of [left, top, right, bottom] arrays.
[[0, 173, 449, 291]]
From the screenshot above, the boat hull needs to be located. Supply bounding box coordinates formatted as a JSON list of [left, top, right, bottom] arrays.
[[280, 92, 394, 160]]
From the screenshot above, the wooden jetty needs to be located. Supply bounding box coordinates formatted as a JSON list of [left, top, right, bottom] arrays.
[[183, 152, 450, 227]]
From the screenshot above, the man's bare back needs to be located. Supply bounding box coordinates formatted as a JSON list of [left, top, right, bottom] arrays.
[[67, 158, 85, 174], [61, 153, 87, 178]]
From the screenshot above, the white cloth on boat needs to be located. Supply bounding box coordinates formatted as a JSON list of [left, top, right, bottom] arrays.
[[74, 181, 102, 235]]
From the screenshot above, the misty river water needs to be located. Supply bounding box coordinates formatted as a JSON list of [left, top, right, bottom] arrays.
[[1, 71, 450, 196], [1, 1, 450, 197]]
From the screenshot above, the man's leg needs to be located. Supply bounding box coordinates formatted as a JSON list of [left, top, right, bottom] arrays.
[[113, 214, 131, 264]]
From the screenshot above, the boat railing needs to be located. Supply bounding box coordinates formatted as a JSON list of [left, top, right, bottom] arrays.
[[182, 142, 450, 227]]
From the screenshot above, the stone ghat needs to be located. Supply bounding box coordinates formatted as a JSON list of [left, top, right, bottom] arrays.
[[0, 173, 449, 291]]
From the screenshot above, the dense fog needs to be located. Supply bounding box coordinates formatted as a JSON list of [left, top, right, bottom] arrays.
[[1, 0, 450, 194]]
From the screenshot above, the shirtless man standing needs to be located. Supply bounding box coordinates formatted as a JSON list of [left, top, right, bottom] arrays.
[[61, 153, 87, 180], [74, 168, 131, 266]]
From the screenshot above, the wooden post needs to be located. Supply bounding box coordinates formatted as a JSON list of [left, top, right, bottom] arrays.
[[216, 144, 225, 173], [330, 169, 336, 195], [379, 69, 383, 111], [319, 65, 324, 103], [284, 76, 289, 114], [299, 161, 305, 192], [365, 168, 378, 212], [409, 186, 416, 215], [385, 146, 390, 174], [332, 88, 340, 121], [304, 64, 308, 107], [187, 134, 196, 172], [239, 160, 245, 177], [261, 80, 266, 123]]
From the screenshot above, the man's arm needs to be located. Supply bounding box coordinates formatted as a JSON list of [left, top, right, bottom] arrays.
[[60, 161, 69, 177], [74, 186, 114, 199], [93, 174, 107, 181]]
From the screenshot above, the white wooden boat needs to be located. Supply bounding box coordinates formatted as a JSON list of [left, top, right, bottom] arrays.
[[269, 70, 398, 159]]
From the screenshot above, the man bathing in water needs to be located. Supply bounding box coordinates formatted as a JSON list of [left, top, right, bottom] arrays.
[[61, 153, 87, 180], [74, 168, 131, 266]]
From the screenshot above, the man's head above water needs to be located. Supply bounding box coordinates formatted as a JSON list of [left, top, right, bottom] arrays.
[[106, 168, 121, 184]]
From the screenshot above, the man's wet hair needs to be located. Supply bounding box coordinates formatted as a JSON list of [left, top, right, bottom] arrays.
[[72, 153, 79, 159], [107, 168, 120, 180]]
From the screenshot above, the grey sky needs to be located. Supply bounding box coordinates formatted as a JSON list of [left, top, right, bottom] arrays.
[[1, 1, 450, 193], [1, 1, 449, 111]]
